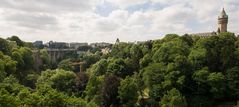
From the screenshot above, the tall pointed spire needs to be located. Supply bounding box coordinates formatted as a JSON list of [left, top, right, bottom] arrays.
[[218, 8, 228, 33], [219, 7, 228, 19], [222, 7, 225, 13]]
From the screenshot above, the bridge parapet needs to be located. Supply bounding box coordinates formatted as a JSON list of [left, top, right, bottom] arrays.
[[46, 48, 76, 63]]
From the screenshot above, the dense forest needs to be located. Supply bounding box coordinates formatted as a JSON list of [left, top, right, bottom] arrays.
[[0, 32, 239, 107]]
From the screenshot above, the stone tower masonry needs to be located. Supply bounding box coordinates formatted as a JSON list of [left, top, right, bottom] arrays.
[[218, 8, 228, 33]]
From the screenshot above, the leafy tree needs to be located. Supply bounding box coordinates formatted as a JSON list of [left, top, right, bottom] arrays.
[[143, 62, 187, 101], [75, 72, 89, 95], [0, 60, 6, 82], [140, 53, 152, 68], [207, 72, 226, 99], [187, 95, 213, 107], [58, 59, 74, 71], [37, 69, 76, 94], [19, 47, 34, 69], [218, 32, 237, 70], [130, 44, 143, 70], [101, 75, 121, 107], [160, 88, 187, 107], [236, 101, 239, 107], [0, 38, 10, 54], [118, 76, 138, 107], [84, 75, 104, 104], [192, 68, 209, 85], [162, 34, 179, 42], [192, 68, 210, 94], [7, 36, 24, 47], [24, 42, 35, 49], [0, 89, 21, 107], [90, 59, 108, 76], [200, 36, 221, 72], [11, 49, 25, 69], [66, 96, 98, 107], [188, 48, 207, 70], [180, 34, 194, 46], [107, 58, 128, 77], [23, 72, 39, 88], [0, 52, 17, 75], [142, 63, 167, 99], [40, 49, 50, 70], [0, 75, 28, 107], [225, 67, 239, 99], [110, 43, 132, 58], [153, 38, 189, 63], [81, 52, 101, 70], [140, 41, 152, 55]]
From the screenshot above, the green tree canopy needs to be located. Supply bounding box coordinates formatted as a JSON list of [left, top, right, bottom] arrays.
[[37, 69, 76, 94], [118, 76, 138, 107], [160, 88, 187, 107]]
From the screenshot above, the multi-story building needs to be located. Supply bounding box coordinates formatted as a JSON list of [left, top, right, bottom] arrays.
[[90, 42, 112, 48], [69, 42, 88, 49], [46, 41, 69, 49]]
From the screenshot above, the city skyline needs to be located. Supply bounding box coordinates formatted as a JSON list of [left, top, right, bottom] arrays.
[[0, 0, 238, 43]]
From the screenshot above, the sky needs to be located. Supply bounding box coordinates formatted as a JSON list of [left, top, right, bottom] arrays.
[[0, 0, 238, 43]]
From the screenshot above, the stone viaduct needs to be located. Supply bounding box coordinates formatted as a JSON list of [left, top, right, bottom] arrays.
[[32, 49, 77, 71], [46, 49, 76, 63]]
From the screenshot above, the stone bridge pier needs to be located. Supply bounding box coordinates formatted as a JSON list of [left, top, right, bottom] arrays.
[[47, 49, 76, 63]]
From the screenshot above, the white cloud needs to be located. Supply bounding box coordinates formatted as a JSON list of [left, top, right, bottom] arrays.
[[0, 0, 99, 13], [0, 0, 238, 43], [106, 0, 148, 8], [150, 0, 186, 5]]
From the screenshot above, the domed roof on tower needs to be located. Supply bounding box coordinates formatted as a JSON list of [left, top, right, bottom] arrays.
[[218, 8, 228, 19]]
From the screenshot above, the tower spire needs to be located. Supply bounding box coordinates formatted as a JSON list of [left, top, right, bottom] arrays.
[[218, 8, 228, 33], [220, 8, 227, 18]]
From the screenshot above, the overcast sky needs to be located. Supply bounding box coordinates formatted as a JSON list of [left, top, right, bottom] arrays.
[[0, 0, 238, 43]]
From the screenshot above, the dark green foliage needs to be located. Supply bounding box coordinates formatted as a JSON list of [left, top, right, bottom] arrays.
[[0, 88, 21, 107], [19, 47, 34, 69], [0, 38, 11, 55], [90, 59, 108, 76], [153, 38, 189, 63], [39, 49, 51, 70], [162, 34, 180, 42], [7, 36, 25, 47], [110, 43, 132, 58], [140, 53, 152, 68], [0, 33, 239, 107], [101, 75, 121, 107], [118, 76, 138, 107], [207, 72, 226, 99], [187, 95, 213, 107], [225, 67, 239, 99], [81, 52, 101, 70], [107, 58, 128, 77], [189, 47, 207, 70], [0, 36, 98, 107], [84, 75, 104, 103], [58, 59, 74, 71], [75, 72, 89, 95], [160, 88, 187, 107], [0, 52, 17, 75], [37, 69, 76, 94], [130, 44, 143, 70]]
